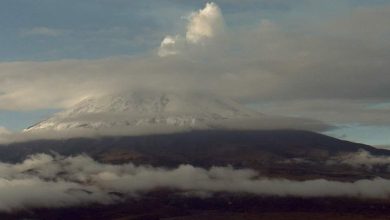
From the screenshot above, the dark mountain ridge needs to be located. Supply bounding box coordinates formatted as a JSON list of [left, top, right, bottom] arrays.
[[1, 130, 390, 218], [0, 129, 389, 180]]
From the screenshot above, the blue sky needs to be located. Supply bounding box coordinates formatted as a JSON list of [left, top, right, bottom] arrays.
[[0, 0, 388, 60], [0, 109, 58, 131], [2, 0, 381, 61], [0, 0, 289, 60], [0, 0, 390, 147], [325, 125, 390, 147]]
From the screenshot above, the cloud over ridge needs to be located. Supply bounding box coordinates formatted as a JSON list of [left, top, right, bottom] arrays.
[[0, 153, 390, 211]]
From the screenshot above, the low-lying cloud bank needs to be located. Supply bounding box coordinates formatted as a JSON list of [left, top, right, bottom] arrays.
[[0, 153, 390, 212], [329, 150, 390, 171], [279, 149, 390, 171]]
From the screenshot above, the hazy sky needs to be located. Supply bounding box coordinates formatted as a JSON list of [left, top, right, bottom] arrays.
[[0, 0, 389, 146]]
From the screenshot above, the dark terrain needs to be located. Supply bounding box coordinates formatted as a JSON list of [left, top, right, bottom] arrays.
[[0, 130, 389, 180], [1, 130, 390, 219], [2, 192, 390, 220]]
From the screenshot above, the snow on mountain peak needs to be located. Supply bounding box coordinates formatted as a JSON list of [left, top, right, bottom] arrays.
[[22, 91, 330, 140], [24, 91, 262, 132]]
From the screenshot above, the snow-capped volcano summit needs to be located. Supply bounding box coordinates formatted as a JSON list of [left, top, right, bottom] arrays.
[[25, 91, 261, 132], [24, 91, 329, 137]]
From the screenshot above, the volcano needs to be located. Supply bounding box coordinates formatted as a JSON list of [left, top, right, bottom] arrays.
[[0, 91, 388, 181], [1, 92, 390, 219], [23, 91, 329, 136]]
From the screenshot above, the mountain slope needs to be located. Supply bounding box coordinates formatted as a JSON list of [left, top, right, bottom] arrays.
[[25, 92, 259, 131], [23, 91, 329, 137], [2, 130, 390, 181], [4, 91, 386, 181]]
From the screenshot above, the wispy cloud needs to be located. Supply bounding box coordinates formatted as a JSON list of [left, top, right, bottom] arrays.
[[0, 126, 10, 142], [20, 27, 68, 37]]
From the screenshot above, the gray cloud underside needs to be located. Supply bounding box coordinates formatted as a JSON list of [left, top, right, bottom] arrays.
[[252, 99, 390, 126], [0, 153, 390, 212]]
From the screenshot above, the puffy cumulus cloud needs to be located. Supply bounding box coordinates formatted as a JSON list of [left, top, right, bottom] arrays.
[[1, 153, 390, 211], [185, 2, 224, 44], [158, 2, 224, 57], [158, 35, 183, 57]]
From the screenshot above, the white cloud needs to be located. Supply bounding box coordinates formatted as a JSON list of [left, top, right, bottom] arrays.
[[158, 2, 225, 57], [158, 35, 182, 57], [329, 150, 390, 170], [1, 153, 390, 211], [185, 2, 224, 44]]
